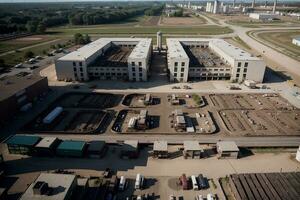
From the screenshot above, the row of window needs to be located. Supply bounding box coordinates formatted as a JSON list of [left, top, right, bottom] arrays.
[[189, 68, 231, 72], [89, 72, 127, 76], [131, 72, 143, 78], [131, 62, 142, 67], [174, 62, 185, 67], [237, 68, 247, 73], [73, 61, 83, 67], [88, 68, 127, 72], [174, 73, 185, 78], [174, 67, 185, 73], [237, 62, 248, 68], [236, 73, 247, 79], [132, 67, 143, 72]]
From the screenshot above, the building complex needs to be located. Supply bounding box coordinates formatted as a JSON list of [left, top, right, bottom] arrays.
[[166, 38, 266, 83], [55, 38, 152, 82]]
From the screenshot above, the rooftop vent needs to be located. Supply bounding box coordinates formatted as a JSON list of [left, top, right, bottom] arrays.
[[33, 181, 49, 195]]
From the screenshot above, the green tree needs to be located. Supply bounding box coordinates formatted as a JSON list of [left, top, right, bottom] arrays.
[[24, 51, 34, 59], [26, 21, 38, 33], [37, 22, 46, 33]]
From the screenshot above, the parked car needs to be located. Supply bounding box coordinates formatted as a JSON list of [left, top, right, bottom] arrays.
[[103, 168, 112, 178], [195, 195, 204, 200], [169, 195, 176, 200], [198, 174, 208, 189]]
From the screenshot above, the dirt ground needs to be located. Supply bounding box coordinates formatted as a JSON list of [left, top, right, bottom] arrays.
[[141, 16, 161, 26], [160, 16, 206, 26], [20, 92, 300, 136], [1, 143, 299, 200]]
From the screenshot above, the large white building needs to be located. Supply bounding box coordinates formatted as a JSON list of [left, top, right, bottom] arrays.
[[55, 38, 152, 82], [166, 38, 266, 83], [292, 37, 300, 47], [249, 13, 278, 20]]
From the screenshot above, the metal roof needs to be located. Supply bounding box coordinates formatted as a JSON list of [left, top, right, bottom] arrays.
[[57, 140, 86, 151], [35, 137, 58, 148], [20, 173, 76, 200], [6, 135, 41, 146], [87, 141, 106, 152], [153, 141, 168, 151], [58, 38, 152, 61], [217, 141, 239, 152], [184, 141, 202, 151]]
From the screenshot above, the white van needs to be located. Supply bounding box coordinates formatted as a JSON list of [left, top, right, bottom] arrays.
[[135, 173, 143, 189], [118, 176, 126, 191], [191, 175, 199, 190], [207, 193, 215, 200]]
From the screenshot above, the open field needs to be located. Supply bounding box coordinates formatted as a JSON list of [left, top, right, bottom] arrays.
[[0, 35, 57, 54], [160, 15, 206, 26], [48, 25, 233, 35], [252, 30, 300, 62]]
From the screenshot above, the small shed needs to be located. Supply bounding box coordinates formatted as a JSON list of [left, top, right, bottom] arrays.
[[216, 141, 239, 159], [183, 141, 203, 159], [87, 141, 107, 158], [120, 140, 139, 159], [35, 137, 60, 156], [6, 135, 41, 155], [153, 141, 168, 158], [56, 140, 86, 157]]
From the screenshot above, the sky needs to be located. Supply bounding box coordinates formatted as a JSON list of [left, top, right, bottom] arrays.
[[0, 0, 299, 3]]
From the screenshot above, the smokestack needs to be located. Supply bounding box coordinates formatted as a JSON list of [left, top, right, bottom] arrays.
[[252, 0, 256, 8], [233, 0, 235, 7], [273, 0, 277, 13]]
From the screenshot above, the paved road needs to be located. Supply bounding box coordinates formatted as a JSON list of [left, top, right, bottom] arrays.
[[30, 133, 300, 147]]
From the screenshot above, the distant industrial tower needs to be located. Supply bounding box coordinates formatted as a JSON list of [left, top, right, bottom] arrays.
[[213, 0, 219, 14], [273, 0, 277, 13], [233, 0, 236, 7], [252, 0, 256, 8], [157, 31, 162, 51]]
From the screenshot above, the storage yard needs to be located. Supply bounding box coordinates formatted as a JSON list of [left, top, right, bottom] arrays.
[[222, 172, 300, 200], [20, 92, 300, 136]]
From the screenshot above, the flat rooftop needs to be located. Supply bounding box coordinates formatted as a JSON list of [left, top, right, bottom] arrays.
[[20, 173, 76, 200], [184, 141, 202, 151], [89, 46, 133, 68], [167, 38, 261, 61], [0, 74, 46, 101], [35, 137, 58, 148], [153, 141, 168, 151], [58, 38, 151, 61], [217, 141, 239, 152]]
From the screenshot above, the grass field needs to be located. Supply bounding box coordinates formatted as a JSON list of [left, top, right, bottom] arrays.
[[253, 30, 300, 61], [48, 25, 232, 35]]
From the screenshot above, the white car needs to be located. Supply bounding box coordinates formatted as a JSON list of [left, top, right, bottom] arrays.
[[195, 195, 204, 200]]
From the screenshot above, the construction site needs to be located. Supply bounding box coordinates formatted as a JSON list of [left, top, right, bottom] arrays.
[[19, 92, 300, 136]]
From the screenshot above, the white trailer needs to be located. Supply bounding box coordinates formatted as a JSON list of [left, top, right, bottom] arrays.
[[118, 176, 126, 191], [43, 107, 63, 124], [135, 173, 144, 190], [191, 175, 199, 190]]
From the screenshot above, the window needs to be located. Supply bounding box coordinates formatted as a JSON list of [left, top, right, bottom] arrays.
[[237, 68, 240, 73], [139, 73, 142, 77], [131, 62, 135, 66], [73, 67, 77, 72], [244, 68, 247, 73], [175, 62, 178, 67], [139, 67, 142, 72], [80, 73, 83, 77], [244, 62, 248, 68], [181, 62, 185, 67], [132, 67, 135, 72], [174, 73, 177, 77], [237, 62, 241, 67], [243, 74, 247, 78], [138, 62, 142, 66], [79, 62, 82, 67], [236, 73, 240, 78], [73, 62, 76, 66], [174, 67, 178, 72], [181, 68, 184, 72], [180, 73, 184, 77], [132, 72, 136, 77], [80, 68, 83, 72]]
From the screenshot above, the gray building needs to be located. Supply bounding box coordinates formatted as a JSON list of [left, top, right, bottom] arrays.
[[153, 141, 168, 158], [183, 141, 203, 159], [216, 141, 239, 159]]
